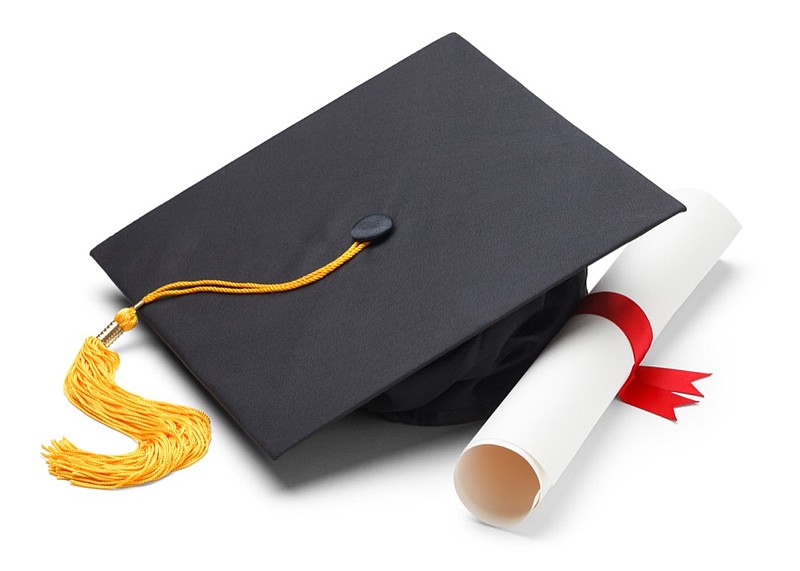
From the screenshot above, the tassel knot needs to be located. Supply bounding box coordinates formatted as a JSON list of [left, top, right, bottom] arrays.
[[114, 307, 138, 331]]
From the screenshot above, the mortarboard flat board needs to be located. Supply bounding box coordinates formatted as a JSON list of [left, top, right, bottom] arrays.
[[89, 33, 684, 460]]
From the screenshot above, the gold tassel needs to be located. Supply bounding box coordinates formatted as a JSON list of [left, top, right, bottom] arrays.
[[43, 241, 370, 489], [42, 309, 211, 489]]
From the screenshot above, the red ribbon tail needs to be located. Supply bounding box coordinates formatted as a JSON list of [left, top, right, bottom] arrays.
[[618, 367, 711, 421]]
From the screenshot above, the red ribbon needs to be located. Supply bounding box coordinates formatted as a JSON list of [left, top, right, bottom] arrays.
[[573, 292, 710, 421]]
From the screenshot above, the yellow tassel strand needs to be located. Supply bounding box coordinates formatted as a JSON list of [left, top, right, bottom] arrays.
[[42, 337, 210, 489], [43, 241, 370, 489]]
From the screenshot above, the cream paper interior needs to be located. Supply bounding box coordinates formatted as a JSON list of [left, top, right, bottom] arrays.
[[453, 189, 741, 527]]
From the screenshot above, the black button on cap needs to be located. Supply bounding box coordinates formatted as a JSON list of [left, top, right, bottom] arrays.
[[351, 214, 393, 242]]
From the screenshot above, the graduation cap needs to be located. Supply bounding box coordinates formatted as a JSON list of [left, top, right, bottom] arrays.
[[43, 33, 684, 489]]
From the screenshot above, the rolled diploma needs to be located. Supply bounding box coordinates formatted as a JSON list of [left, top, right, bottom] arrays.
[[454, 189, 741, 527]]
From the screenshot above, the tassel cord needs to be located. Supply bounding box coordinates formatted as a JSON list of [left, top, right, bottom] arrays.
[[43, 241, 370, 489]]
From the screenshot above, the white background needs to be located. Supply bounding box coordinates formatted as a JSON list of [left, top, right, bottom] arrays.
[[2, 1, 797, 569]]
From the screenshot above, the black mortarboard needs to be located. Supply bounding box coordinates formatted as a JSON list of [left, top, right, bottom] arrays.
[[56, 33, 683, 479]]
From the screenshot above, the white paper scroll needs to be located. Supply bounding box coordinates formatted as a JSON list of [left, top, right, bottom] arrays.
[[453, 189, 741, 527]]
